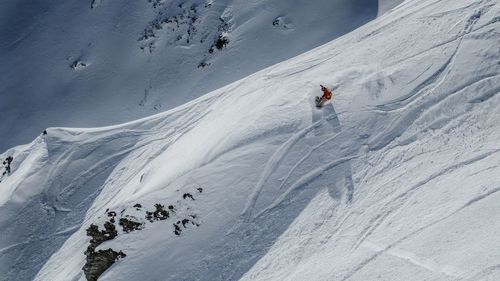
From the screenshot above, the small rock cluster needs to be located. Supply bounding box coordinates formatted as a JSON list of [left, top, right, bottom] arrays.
[[173, 214, 200, 235], [199, 14, 231, 67], [83, 222, 125, 281], [82, 186, 204, 280], [272, 16, 294, 30], [90, 0, 101, 9], [0, 156, 13, 182], [70, 60, 87, 70], [2, 156, 13, 175], [139, 0, 233, 69], [147, 0, 164, 9], [145, 203, 170, 222], [140, 2, 204, 52]]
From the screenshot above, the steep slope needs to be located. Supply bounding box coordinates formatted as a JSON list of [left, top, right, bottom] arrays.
[[1, 0, 499, 280], [378, 0, 405, 15], [0, 0, 378, 152]]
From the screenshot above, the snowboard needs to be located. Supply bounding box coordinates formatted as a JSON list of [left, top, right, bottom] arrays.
[[315, 96, 326, 108]]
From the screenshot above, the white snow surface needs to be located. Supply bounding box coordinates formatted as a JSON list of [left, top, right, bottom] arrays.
[[1, 0, 500, 280], [378, 0, 406, 16], [0, 0, 379, 152]]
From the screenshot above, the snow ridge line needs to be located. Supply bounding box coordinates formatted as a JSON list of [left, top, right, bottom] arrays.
[[392, 1, 492, 65], [41, 133, 147, 208], [359, 0, 444, 42], [87, 104, 213, 211], [240, 118, 326, 220]]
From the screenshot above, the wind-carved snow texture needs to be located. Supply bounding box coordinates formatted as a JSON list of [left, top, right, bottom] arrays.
[[1, 0, 500, 280]]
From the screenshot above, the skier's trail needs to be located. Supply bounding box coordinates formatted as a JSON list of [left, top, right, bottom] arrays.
[[277, 131, 344, 192], [254, 155, 358, 219], [340, 185, 500, 281], [243, 99, 355, 221], [241, 118, 324, 219], [352, 149, 500, 251], [363, 241, 464, 278]]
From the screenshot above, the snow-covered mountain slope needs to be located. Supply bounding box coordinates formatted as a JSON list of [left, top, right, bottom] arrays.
[[1, 0, 500, 280], [0, 0, 379, 152], [378, 0, 405, 16]]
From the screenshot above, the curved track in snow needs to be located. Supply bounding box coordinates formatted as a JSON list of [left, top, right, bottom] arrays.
[[0, 0, 499, 280]]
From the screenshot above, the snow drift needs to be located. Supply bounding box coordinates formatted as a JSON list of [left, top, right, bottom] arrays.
[[1, 0, 500, 280]]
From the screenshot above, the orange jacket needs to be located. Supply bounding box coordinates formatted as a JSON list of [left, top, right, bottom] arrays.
[[320, 85, 332, 100]]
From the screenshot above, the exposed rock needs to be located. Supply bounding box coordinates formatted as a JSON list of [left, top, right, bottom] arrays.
[[85, 222, 117, 251], [146, 203, 169, 222], [83, 248, 126, 281], [183, 193, 194, 200], [2, 156, 13, 175], [198, 61, 210, 68], [173, 223, 182, 235], [81, 190, 205, 278], [119, 217, 144, 233], [83, 223, 123, 281], [214, 35, 229, 50], [107, 211, 117, 223], [70, 60, 87, 70]]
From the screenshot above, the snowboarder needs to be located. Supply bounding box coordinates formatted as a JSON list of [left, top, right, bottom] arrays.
[[315, 85, 333, 108]]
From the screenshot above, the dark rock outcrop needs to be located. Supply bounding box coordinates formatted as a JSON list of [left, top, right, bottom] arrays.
[[119, 217, 144, 233], [83, 249, 126, 281], [145, 203, 169, 222], [83, 223, 122, 281], [183, 193, 194, 200]]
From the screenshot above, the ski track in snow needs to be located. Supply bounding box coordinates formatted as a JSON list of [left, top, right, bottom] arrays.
[[243, 102, 361, 221], [254, 155, 358, 220], [369, 8, 497, 151], [343, 185, 500, 280], [352, 148, 500, 251], [364, 241, 464, 278], [1, 0, 500, 280], [276, 130, 344, 192], [241, 116, 329, 220]]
